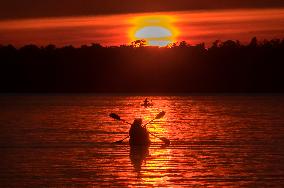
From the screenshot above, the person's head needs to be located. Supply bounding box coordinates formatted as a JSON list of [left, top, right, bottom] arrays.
[[133, 118, 142, 127]]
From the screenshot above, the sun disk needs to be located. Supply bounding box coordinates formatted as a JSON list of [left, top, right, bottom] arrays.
[[130, 15, 178, 47]]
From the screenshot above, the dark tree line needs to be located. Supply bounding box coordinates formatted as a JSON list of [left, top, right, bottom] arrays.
[[0, 38, 284, 93]]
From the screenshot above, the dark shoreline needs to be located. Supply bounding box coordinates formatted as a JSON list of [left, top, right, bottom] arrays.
[[1, 38, 284, 93]]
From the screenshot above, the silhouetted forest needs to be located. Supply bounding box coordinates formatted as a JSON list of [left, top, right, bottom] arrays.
[[0, 38, 284, 93]]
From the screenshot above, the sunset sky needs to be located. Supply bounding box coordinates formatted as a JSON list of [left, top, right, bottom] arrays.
[[0, 0, 284, 47]]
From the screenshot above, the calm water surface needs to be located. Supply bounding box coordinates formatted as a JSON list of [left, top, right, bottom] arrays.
[[0, 95, 284, 187]]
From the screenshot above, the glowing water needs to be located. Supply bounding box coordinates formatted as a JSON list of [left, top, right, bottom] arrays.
[[1, 95, 284, 187]]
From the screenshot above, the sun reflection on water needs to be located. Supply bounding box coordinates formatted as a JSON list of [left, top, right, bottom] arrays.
[[140, 148, 172, 186], [124, 98, 174, 186]]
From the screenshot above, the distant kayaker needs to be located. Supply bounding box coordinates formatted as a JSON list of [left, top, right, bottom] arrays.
[[142, 98, 153, 107], [144, 98, 149, 105], [129, 118, 150, 146]]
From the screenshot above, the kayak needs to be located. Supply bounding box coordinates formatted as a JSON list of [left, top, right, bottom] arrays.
[[129, 132, 151, 146], [129, 125, 151, 146], [141, 103, 153, 107]]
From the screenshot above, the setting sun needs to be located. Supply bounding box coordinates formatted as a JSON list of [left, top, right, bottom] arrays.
[[130, 15, 179, 47]]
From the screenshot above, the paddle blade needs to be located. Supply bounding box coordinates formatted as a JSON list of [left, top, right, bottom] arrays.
[[155, 111, 166, 119], [113, 140, 123, 144], [110, 113, 121, 120], [160, 137, 170, 145]]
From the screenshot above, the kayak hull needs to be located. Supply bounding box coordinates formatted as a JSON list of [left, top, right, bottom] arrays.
[[129, 138, 151, 146], [141, 103, 153, 107], [129, 127, 151, 146]]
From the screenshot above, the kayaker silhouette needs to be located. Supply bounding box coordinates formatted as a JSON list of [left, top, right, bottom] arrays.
[[129, 118, 150, 173], [141, 98, 153, 107], [144, 98, 149, 104], [110, 111, 169, 145], [129, 118, 151, 146]]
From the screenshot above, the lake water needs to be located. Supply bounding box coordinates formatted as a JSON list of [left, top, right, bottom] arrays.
[[0, 95, 284, 187]]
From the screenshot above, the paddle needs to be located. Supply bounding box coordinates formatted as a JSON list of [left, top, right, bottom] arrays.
[[110, 111, 169, 144], [148, 132, 170, 145], [143, 111, 165, 128], [113, 135, 130, 144], [143, 111, 170, 145], [109, 113, 131, 144], [109, 113, 132, 125]]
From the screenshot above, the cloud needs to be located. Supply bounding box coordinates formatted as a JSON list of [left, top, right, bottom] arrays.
[[1, 0, 284, 20], [0, 9, 283, 47]]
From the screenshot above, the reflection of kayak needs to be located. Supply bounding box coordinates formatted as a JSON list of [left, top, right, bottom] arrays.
[[130, 145, 149, 172], [141, 103, 153, 107]]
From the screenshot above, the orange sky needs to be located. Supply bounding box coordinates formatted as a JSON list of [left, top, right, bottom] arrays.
[[0, 8, 284, 47]]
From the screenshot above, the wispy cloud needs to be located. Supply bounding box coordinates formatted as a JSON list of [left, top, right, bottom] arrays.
[[0, 8, 283, 47]]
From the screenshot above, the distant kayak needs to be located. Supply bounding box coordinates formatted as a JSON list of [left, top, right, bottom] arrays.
[[141, 103, 153, 107]]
